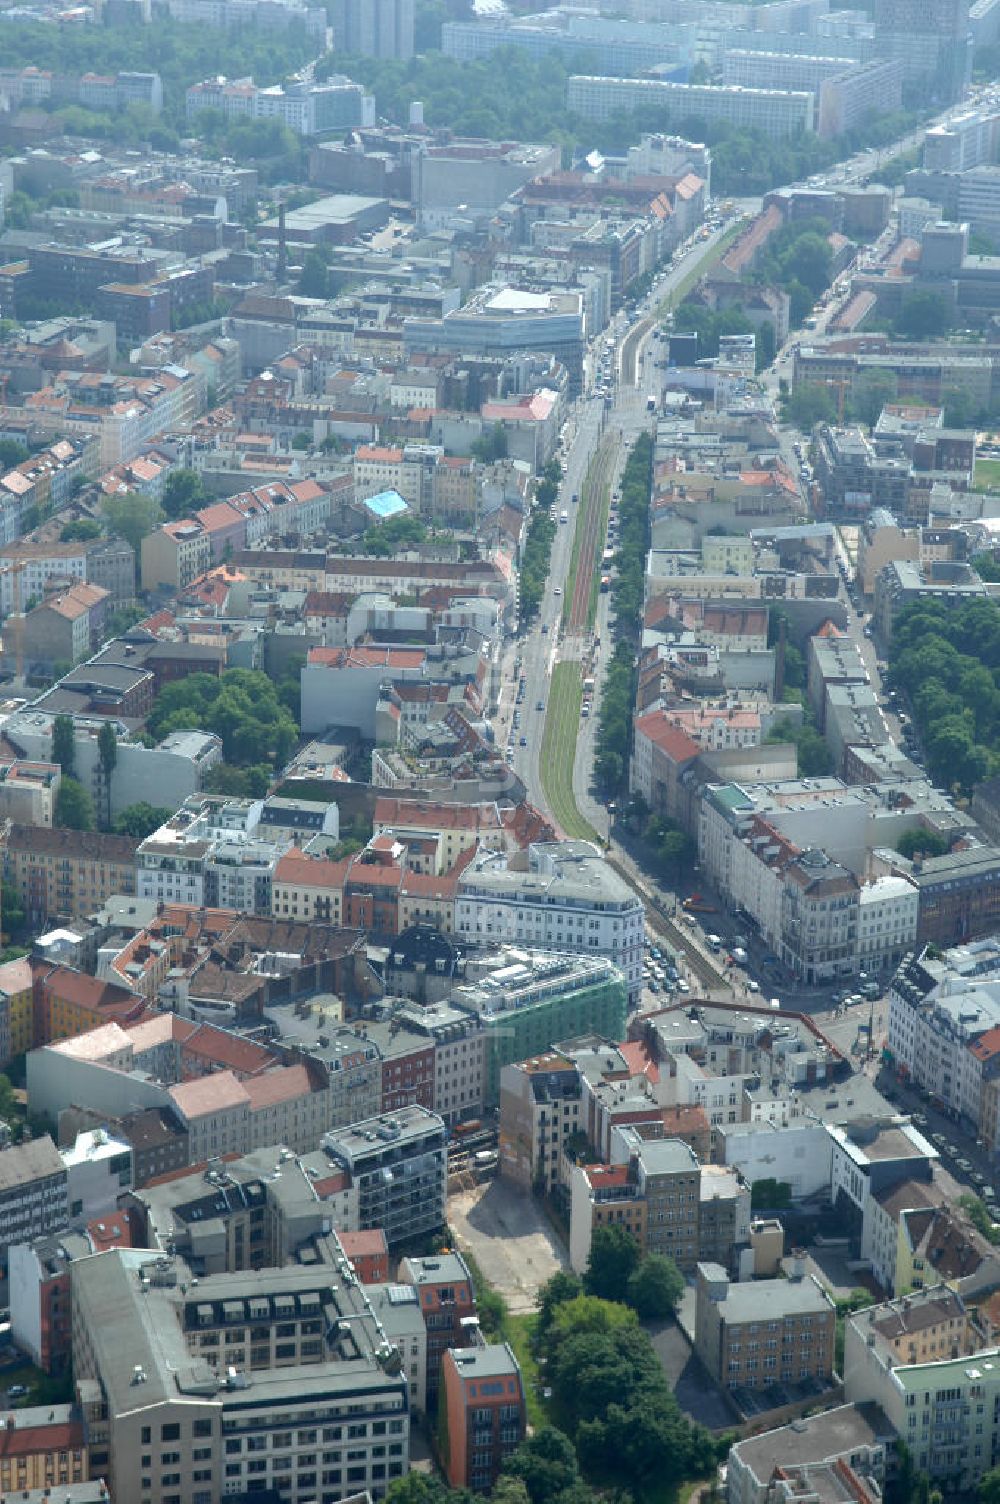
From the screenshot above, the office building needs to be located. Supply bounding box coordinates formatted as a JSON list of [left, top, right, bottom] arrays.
[[695, 1260, 836, 1390], [319, 1105, 447, 1249], [923, 106, 1000, 170], [456, 841, 643, 1008], [71, 1248, 411, 1504], [405, 286, 584, 392], [873, 0, 972, 101]]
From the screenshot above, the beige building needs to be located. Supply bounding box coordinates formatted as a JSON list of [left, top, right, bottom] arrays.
[[271, 851, 345, 923], [499, 1052, 584, 1192], [2, 823, 137, 929], [0, 760, 61, 827], [168, 1062, 329, 1161], [0, 1403, 88, 1495], [857, 508, 920, 597], [71, 1247, 410, 1504], [140, 519, 212, 592]]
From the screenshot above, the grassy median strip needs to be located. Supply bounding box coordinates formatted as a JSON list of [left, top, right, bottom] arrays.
[[562, 437, 616, 629], [540, 661, 602, 844], [657, 218, 748, 316], [586, 450, 614, 632]]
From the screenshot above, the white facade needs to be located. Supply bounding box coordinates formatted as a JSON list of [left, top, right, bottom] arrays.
[[888, 972, 1000, 1122], [714, 1118, 834, 1199], [858, 875, 919, 974], [62, 1128, 133, 1224], [455, 842, 645, 1004]]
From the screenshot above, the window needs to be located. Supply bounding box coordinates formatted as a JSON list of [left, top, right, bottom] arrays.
[[161, 1424, 181, 1442]]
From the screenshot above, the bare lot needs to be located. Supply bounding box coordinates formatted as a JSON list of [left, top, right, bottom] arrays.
[[448, 1179, 568, 1313]]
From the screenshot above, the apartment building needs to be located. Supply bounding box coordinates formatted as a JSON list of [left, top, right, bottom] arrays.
[[498, 1053, 584, 1193], [0, 1136, 69, 1271], [569, 1133, 703, 1274], [456, 841, 644, 1006], [0, 1403, 88, 1495], [695, 1261, 836, 1391], [567, 75, 815, 139], [71, 1248, 411, 1504], [136, 796, 291, 913], [3, 824, 137, 930], [844, 1286, 996, 1483], [439, 1344, 526, 1493], [888, 941, 1000, 1139], [398, 1252, 476, 1408], [0, 953, 33, 1065]]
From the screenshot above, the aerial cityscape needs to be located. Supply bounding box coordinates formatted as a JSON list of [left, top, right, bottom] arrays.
[[8, 2, 1000, 1504]]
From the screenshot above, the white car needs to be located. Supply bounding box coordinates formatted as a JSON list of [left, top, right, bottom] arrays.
[[676, 978, 691, 993]]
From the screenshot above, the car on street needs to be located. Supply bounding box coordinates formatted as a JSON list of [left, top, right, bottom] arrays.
[[536, 700, 545, 711], [676, 979, 691, 993], [519, 735, 527, 746]]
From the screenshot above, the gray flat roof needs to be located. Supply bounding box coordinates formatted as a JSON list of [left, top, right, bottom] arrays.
[[731, 1401, 894, 1482]]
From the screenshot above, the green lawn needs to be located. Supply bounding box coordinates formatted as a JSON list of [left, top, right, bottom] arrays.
[[539, 662, 602, 845], [975, 456, 1000, 492], [503, 1312, 548, 1430]]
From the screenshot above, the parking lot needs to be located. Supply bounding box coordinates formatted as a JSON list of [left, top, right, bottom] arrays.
[[448, 1178, 568, 1313]]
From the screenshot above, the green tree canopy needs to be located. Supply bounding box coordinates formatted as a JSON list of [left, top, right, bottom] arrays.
[[55, 777, 95, 832], [583, 1225, 641, 1304], [60, 519, 102, 543], [626, 1254, 685, 1319], [363, 514, 427, 556], [103, 491, 164, 557], [51, 714, 75, 776], [893, 827, 950, 860], [783, 383, 837, 430], [161, 468, 207, 521], [502, 1428, 581, 1504], [148, 670, 298, 768], [112, 803, 175, 840], [896, 291, 951, 339]]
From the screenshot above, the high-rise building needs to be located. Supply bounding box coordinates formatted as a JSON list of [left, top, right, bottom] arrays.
[[873, 0, 971, 103], [331, 0, 414, 59]]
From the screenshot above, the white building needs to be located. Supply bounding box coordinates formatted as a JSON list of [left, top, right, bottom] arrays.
[[888, 944, 1000, 1125], [714, 1118, 834, 1199], [858, 874, 919, 975], [567, 74, 815, 138], [136, 795, 290, 912], [455, 841, 645, 1005], [62, 1128, 133, 1224]]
